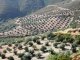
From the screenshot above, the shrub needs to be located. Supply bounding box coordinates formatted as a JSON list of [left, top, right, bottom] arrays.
[[18, 45, 23, 50], [36, 53, 42, 59], [75, 40, 80, 45], [33, 36, 39, 43], [41, 35, 46, 40], [1, 54, 6, 59], [14, 50, 17, 55], [25, 37, 32, 44], [29, 50, 34, 55], [40, 46, 47, 52], [13, 46, 16, 49], [75, 35, 80, 41], [59, 43, 65, 50], [72, 42, 77, 48], [24, 47, 29, 52], [8, 56, 14, 60], [50, 49, 56, 55], [17, 40, 23, 43], [29, 42, 33, 46], [32, 45, 38, 51], [63, 39, 67, 43], [22, 52, 32, 60], [3, 50, 7, 53], [45, 42, 50, 46], [56, 34, 65, 42], [15, 43, 19, 47], [53, 42, 60, 48], [66, 37, 74, 43], [8, 44, 12, 47], [7, 48, 12, 52], [18, 53, 24, 58], [36, 40, 41, 45], [71, 43, 77, 53], [72, 48, 77, 53], [47, 32, 56, 40]]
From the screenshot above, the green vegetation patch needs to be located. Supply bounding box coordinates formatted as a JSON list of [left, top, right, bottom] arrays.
[[48, 53, 71, 60], [0, 37, 25, 45]]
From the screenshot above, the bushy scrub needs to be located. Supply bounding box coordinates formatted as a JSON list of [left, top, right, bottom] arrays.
[[1, 54, 6, 59], [33, 36, 39, 43], [59, 43, 65, 50], [8, 56, 14, 60], [21, 52, 32, 60], [18, 45, 23, 50], [41, 35, 46, 40], [47, 32, 56, 40], [29, 42, 33, 46], [36, 40, 41, 45], [24, 47, 29, 52], [18, 53, 24, 58], [0, 37, 24, 45], [3, 50, 7, 53], [40, 46, 47, 52], [36, 53, 42, 59], [47, 53, 71, 60], [24, 37, 32, 44]]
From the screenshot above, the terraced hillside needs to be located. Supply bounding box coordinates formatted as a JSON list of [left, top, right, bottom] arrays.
[[57, 0, 80, 20], [0, 5, 75, 37], [1, 0, 80, 36]]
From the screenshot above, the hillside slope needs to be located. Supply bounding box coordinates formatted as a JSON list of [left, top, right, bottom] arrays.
[[56, 0, 80, 10], [0, 5, 75, 36], [0, 0, 68, 20], [0, 0, 45, 19], [0, 0, 80, 36]]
